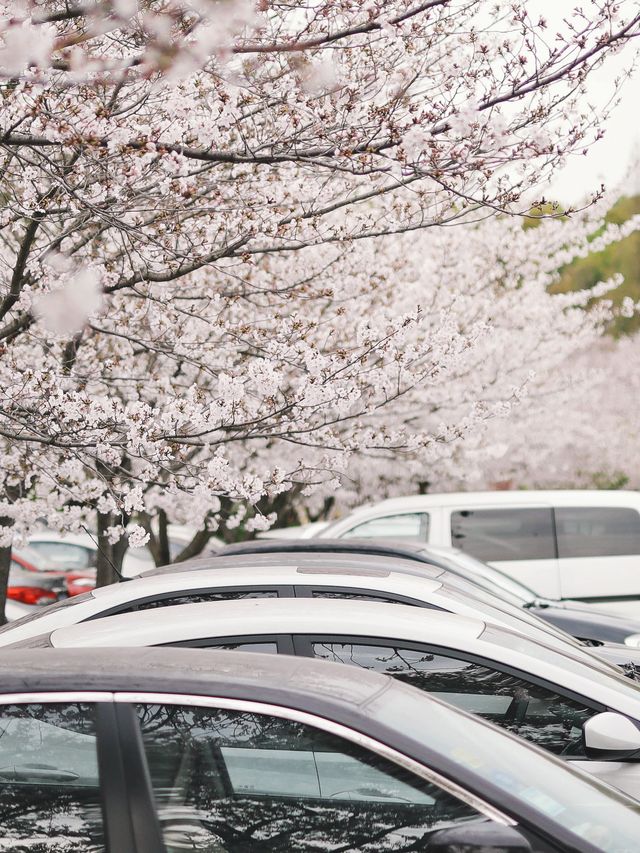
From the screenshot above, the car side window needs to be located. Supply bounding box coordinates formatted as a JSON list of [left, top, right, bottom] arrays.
[[135, 702, 508, 852], [116, 589, 279, 615], [306, 588, 443, 610], [309, 641, 592, 757], [0, 703, 105, 852], [555, 507, 640, 558], [341, 513, 430, 541], [451, 508, 556, 562]]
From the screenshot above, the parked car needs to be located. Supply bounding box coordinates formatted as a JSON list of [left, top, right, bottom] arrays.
[[13, 545, 96, 597], [221, 538, 640, 648], [14, 597, 640, 801], [1, 647, 638, 853], [5, 547, 68, 620], [314, 490, 640, 616], [27, 526, 221, 578], [1, 551, 638, 681], [26, 530, 153, 577]]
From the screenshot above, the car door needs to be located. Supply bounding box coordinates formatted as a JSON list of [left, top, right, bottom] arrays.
[[292, 635, 640, 800], [445, 505, 561, 598], [125, 694, 552, 853], [555, 506, 640, 615]]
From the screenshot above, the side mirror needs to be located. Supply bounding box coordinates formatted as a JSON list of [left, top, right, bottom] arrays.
[[426, 819, 532, 852], [583, 712, 640, 760]]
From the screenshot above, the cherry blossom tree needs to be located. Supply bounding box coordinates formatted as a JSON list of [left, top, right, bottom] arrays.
[[0, 0, 639, 612], [254, 199, 640, 525], [466, 331, 640, 493]]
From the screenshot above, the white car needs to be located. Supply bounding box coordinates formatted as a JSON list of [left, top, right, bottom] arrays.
[[316, 490, 640, 617], [14, 597, 640, 800], [1, 551, 638, 679]]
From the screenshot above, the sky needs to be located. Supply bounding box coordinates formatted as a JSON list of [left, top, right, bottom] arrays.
[[548, 52, 640, 203], [531, 2, 640, 203]]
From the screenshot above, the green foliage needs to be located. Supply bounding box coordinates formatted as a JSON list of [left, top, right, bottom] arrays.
[[522, 202, 568, 229], [550, 194, 640, 336], [587, 471, 631, 490]]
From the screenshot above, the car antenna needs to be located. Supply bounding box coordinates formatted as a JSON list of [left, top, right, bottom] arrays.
[[80, 524, 131, 583]]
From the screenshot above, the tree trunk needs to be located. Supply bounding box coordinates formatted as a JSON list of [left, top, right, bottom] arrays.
[[95, 511, 122, 587], [0, 533, 12, 626]]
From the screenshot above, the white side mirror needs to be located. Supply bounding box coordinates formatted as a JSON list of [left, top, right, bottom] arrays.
[[583, 712, 640, 760]]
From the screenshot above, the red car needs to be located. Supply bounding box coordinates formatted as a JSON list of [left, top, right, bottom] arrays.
[[11, 547, 96, 603]]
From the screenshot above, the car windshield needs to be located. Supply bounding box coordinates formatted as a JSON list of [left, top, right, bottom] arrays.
[[372, 683, 640, 852], [11, 546, 50, 572], [480, 625, 640, 702], [437, 583, 581, 650], [422, 547, 537, 604], [27, 541, 94, 570]]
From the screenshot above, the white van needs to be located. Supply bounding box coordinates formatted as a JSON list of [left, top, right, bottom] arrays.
[[318, 491, 640, 617]]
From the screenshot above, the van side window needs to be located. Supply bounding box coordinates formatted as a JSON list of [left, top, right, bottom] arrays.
[[555, 508, 640, 558], [341, 513, 429, 541], [451, 509, 555, 562]]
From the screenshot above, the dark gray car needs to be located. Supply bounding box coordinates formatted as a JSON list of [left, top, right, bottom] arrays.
[[1, 647, 640, 852]]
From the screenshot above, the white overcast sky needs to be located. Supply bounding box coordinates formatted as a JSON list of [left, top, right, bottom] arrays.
[[528, 2, 640, 202]]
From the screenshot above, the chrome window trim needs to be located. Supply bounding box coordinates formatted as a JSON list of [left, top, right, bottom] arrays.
[[0, 691, 114, 704], [114, 690, 515, 827]]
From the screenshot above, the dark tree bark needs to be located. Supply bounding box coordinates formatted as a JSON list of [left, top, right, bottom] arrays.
[[95, 510, 128, 587], [0, 536, 12, 626]]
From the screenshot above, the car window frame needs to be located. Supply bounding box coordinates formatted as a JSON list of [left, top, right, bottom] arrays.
[[85, 585, 295, 621], [293, 584, 446, 610], [291, 635, 607, 743], [158, 633, 296, 655]]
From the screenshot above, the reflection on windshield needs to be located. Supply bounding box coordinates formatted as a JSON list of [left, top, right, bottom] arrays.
[[372, 682, 640, 853]]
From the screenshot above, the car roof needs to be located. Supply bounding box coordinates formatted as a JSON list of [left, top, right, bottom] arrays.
[[142, 549, 447, 579], [47, 598, 486, 648], [220, 538, 437, 560], [0, 646, 395, 712], [88, 562, 445, 603], [322, 489, 640, 519]]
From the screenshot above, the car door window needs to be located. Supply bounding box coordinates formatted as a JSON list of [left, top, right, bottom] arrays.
[[451, 508, 556, 562], [555, 507, 640, 558], [0, 703, 105, 852], [309, 641, 592, 757], [198, 641, 279, 653], [113, 589, 280, 615], [341, 513, 429, 541], [307, 588, 440, 608], [136, 702, 498, 853]]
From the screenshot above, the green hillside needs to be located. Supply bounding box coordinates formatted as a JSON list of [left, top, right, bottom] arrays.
[[550, 194, 640, 337]]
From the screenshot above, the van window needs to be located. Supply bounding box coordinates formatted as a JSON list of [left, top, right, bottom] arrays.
[[341, 513, 429, 541], [555, 507, 640, 558], [451, 509, 555, 562]]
